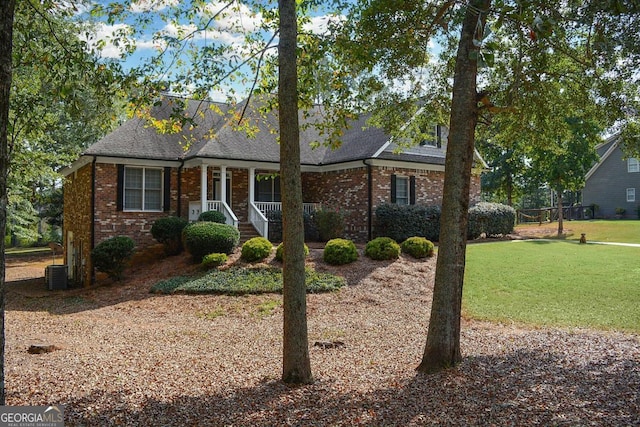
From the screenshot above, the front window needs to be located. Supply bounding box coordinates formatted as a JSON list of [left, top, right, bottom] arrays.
[[627, 188, 636, 202], [419, 125, 442, 147], [628, 158, 639, 173], [124, 167, 162, 211], [255, 174, 281, 202], [395, 176, 410, 205]]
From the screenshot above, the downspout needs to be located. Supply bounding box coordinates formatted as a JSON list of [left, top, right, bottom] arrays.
[[364, 159, 373, 241], [90, 156, 96, 286]]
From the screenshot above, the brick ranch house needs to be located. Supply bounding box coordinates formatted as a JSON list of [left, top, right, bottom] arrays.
[[62, 97, 484, 286]]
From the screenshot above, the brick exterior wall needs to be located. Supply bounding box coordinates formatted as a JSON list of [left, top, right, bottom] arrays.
[[302, 165, 482, 241], [63, 163, 93, 287], [65, 160, 482, 285], [93, 164, 180, 249]]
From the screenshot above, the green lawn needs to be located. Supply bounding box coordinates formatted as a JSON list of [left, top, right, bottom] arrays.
[[515, 219, 640, 243], [464, 240, 640, 333]]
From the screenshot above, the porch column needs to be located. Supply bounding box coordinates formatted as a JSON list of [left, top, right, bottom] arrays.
[[249, 167, 255, 206], [200, 164, 208, 212], [220, 165, 227, 206]]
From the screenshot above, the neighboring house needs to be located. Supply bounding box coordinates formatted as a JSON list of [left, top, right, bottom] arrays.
[[583, 133, 640, 218], [62, 97, 484, 286]]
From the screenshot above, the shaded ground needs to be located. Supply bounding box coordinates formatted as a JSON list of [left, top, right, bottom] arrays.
[[4, 240, 639, 426]]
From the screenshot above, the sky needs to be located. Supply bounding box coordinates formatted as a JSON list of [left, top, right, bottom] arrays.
[[82, 1, 345, 101]]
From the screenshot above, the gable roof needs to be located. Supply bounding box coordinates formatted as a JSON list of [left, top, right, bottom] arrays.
[[68, 95, 467, 173], [585, 133, 621, 181]]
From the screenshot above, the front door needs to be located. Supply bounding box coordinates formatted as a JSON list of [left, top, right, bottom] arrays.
[[213, 175, 232, 205]]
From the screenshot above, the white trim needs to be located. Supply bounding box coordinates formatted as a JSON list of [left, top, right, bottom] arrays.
[[373, 105, 428, 158], [62, 155, 182, 176], [366, 158, 446, 172], [200, 165, 208, 217], [627, 187, 636, 202], [627, 158, 639, 173], [585, 137, 619, 181], [60, 156, 93, 177], [372, 142, 391, 158], [220, 165, 227, 206]]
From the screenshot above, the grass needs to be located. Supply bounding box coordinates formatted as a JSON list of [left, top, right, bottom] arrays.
[[150, 266, 345, 295], [515, 219, 640, 243], [464, 240, 640, 333]]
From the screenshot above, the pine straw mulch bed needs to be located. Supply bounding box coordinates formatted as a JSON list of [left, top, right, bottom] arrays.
[[5, 242, 639, 426]]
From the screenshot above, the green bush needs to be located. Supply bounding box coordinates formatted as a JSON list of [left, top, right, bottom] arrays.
[[198, 210, 227, 223], [275, 242, 310, 262], [314, 208, 345, 241], [323, 238, 358, 265], [241, 237, 273, 262], [150, 266, 345, 295], [151, 216, 188, 255], [467, 202, 516, 239], [91, 236, 135, 280], [202, 253, 228, 269], [401, 236, 435, 258], [183, 222, 240, 262], [375, 204, 441, 242], [364, 237, 400, 260]]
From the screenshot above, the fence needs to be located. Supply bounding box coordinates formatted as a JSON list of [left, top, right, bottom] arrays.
[[516, 205, 594, 224]]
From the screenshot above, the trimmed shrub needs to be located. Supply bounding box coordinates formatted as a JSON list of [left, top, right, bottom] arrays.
[[323, 238, 358, 265], [198, 210, 227, 224], [91, 236, 135, 280], [314, 208, 345, 241], [151, 216, 188, 255], [241, 237, 273, 262], [364, 237, 400, 260], [375, 203, 441, 242], [183, 222, 240, 262], [467, 202, 516, 239], [275, 242, 310, 262], [401, 236, 435, 258], [202, 253, 228, 269]]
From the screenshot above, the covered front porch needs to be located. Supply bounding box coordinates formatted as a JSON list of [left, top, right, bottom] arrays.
[[192, 164, 320, 239]]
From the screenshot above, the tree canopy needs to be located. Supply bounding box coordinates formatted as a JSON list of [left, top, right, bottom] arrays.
[[8, 1, 126, 242]]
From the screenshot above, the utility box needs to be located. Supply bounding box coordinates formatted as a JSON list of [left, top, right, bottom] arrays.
[[45, 265, 68, 290]]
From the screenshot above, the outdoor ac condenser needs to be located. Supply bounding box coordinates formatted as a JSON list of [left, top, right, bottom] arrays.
[[46, 265, 68, 290]]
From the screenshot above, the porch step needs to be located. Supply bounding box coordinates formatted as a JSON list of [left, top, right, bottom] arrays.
[[238, 222, 260, 244]]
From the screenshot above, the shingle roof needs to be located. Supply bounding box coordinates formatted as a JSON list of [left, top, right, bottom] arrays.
[[83, 96, 447, 166]]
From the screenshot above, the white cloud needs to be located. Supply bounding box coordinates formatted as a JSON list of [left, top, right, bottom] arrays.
[[130, 0, 179, 13], [200, 1, 264, 33], [303, 14, 345, 35], [160, 22, 245, 47], [82, 23, 165, 59]]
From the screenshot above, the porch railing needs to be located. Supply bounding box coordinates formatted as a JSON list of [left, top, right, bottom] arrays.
[[250, 202, 321, 238], [253, 201, 320, 214], [249, 202, 269, 237], [205, 200, 239, 228]]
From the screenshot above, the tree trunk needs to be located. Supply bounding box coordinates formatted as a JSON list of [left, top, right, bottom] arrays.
[[0, 0, 15, 405], [278, 0, 312, 385], [417, 0, 489, 374], [556, 190, 564, 235]]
